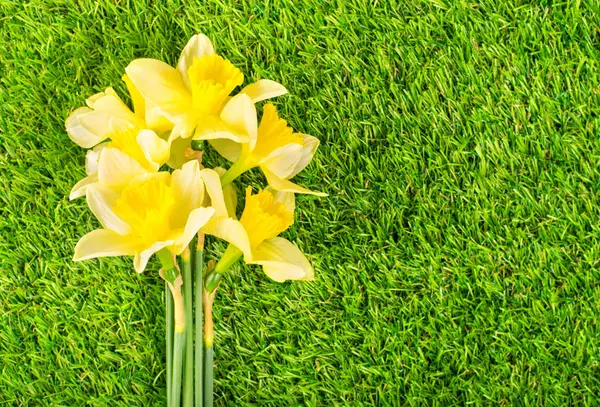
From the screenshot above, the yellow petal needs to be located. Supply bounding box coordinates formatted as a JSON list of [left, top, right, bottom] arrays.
[[122, 74, 146, 119], [66, 107, 106, 148], [250, 237, 314, 282], [170, 160, 204, 227], [70, 173, 98, 201], [86, 184, 132, 236], [201, 217, 252, 260], [97, 147, 148, 188], [137, 129, 170, 168], [125, 58, 196, 136], [194, 116, 251, 144], [73, 229, 138, 261], [263, 168, 327, 196], [219, 93, 257, 148], [199, 168, 228, 217], [259, 143, 304, 179], [289, 134, 320, 178], [266, 187, 295, 214], [134, 240, 174, 274], [208, 138, 242, 162], [171, 207, 215, 255], [177, 34, 215, 89], [240, 79, 288, 103]]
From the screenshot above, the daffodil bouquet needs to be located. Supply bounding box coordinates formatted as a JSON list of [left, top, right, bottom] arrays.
[[66, 34, 325, 406]]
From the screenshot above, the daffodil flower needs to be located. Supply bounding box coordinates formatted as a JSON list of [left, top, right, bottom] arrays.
[[124, 34, 288, 144], [73, 160, 216, 273], [205, 187, 314, 287], [211, 103, 326, 196]]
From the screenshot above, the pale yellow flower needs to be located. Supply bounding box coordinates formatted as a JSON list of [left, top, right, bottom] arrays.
[[214, 103, 326, 196], [73, 160, 216, 273], [209, 187, 314, 283], [124, 34, 287, 143]]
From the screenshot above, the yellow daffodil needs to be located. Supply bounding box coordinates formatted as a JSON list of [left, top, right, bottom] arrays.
[[73, 160, 216, 273], [124, 33, 288, 144], [208, 187, 314, 284], [212, 103, 326, 196]]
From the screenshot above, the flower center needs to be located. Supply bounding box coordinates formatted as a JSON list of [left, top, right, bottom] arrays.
[[240, 187, 294, 248], [108, 125, 153, 170], [113, 175, 176, 241], [252, 103, 303, 159], [187, 54, 244, 117]]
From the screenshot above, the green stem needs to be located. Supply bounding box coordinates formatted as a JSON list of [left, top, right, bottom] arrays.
[[182, 248, 194, 407], [172, 328, 185, 407], [203, 289, 215, 407], [194, 235, 204, 407], [166, 282, 173, 405], [204, 245, 242, 293], [220, 157, 252, 187]]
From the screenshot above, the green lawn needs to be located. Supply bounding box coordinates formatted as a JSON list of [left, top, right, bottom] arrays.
[[2, 1, 600, 405]]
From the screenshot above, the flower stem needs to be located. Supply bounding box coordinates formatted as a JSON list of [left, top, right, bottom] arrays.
[[166, 282, 173, 405], [220, 157, 252, 187], [203, 288, 216, 407], [168, 273, 185, 407], [194, 234, 205, 407], [182, 248, 194, 407]]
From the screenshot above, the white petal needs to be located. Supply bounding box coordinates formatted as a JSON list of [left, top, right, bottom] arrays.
[[134, 240, 174, 274], [137, 129, 170, 168], [219, 93, 257, 148], [240, 79, 288, 103], [289, 134, 320, 178], [201, 217, 252, 260], [171, 207, 215, 255], [208, 138, 242, 162], [125, 58, 196, 135], [177, 34, 215, 89], [97, 147, 148, 188], [86, 184, 132, 236], [263, 169, 327, 196], [85, 143, 107, 175], [199, 168, 228, 217], [170, 160, 204, 227], [70, 173, 98, 201], [259, 143, 303, 179], [250, 237, 314, 282], [66, 107, 106, 148], [73, 229, 138, 261]]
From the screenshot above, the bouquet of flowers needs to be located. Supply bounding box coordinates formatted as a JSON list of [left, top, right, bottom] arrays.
[[66, 34, 325, 406]]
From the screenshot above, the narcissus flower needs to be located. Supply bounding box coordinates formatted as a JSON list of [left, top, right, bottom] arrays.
[[73, 160, 216, 273], [214, 103, 326, 196], [125, 34, 287, 143], [209, 187, 314, 283]]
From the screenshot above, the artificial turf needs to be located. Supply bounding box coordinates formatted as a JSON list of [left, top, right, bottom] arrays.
[[1, 0, 600, 405]]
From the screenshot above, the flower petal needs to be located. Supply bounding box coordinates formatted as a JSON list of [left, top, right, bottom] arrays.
[[289, 134, 320, 178], [85, 143, 107, 176], [171, 207, 215, 255], [134, 240, 174, 274], [70, 173, 98, 201], [125, 58, 195, 136], [66, 107, 106, 148], [137, 129, 170, 168], [263, 169, 327, 196], [97, 147, 148, 188], [86, 184, 132, 236], [208, 138, 242, 162], [266, 187, 295, 214], [202, 217, 252, 260], [177, 34, 215, 89], [199, 168, 228, 217], [73, 229, 138, 261], [250, 237, 314, 282], [170, 160, 204, 227], [259, 143, 304, 179], [240, 79, 288, 103], [219, 93, 257, 149], [122, 74, 146, 119]]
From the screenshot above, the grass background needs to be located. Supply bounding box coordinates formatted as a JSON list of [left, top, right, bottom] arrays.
[[1, 0, 600, 405]]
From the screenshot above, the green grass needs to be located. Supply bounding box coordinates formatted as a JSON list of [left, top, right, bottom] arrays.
[[2, 0, 600, 405]]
